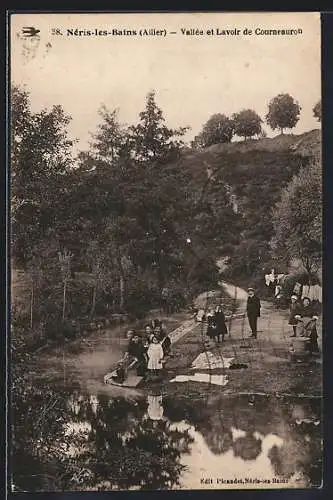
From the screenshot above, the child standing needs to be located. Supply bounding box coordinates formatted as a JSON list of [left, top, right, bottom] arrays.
[[288, 295, 302, 337], [147, 335, 164, 378]]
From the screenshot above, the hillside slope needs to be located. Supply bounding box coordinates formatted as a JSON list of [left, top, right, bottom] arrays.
[[175, 128, 321, 286], [180, 129, 320, 174]]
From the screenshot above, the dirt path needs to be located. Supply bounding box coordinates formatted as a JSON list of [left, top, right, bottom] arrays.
[[220, 281, 249, 302]]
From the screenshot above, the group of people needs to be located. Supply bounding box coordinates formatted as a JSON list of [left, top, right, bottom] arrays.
[[113, 319, 172, 383], [206, 305, 229, 343], [245, 287, 319, 355], [288, 295, 320, 354], [195, 291, 261, 341]]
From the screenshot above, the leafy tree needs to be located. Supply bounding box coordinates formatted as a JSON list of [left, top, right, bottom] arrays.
[[129, 90, 189, 165], [11, 85, 74, 265], [232, 109, 263, 140], [75, 96, 197, 306], [313, 100, 321, 122], [272, 161, 322, 276], [192, 113, 234, 148], [266, 93, 301, 134], [78, 105, 130, 169]]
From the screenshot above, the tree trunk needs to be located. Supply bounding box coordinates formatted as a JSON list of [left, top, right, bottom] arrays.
[[117, 254, 126, 311], [90, 285, 97, 317], [119, 274, 125, 310], [30, 280, 34, 329], [62, 279, 67, 321], [303, 256, 312, 277], [156, 257, 165, 306]]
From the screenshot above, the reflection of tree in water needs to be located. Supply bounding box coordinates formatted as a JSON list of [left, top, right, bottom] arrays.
[[80, 393, 194, 490], [267, 398, 322, 487], [12, 385, 194, 491], [12, 380, 322, 491], [166, 400, 261, 459], [163, 393, 322, 486], [11, 380, 80, 491], [194, 413, 233, 455], [233, 432, 262, 461]]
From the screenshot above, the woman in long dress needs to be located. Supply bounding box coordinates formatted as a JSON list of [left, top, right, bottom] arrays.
[[147, 335, 164, 377], [306, 317, 320, 354], [214, 305, 228, 343]]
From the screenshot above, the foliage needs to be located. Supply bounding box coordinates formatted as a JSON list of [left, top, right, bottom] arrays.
[[312, 100, 321, 122], [129, 90, 189, 165], [11, 85, 74, 265], [86, 105, 129, 163], [272, 161, 322, 275], [232, 109, 263, 140], [192, 113, 234, 148], [266, 93, 301, 134]]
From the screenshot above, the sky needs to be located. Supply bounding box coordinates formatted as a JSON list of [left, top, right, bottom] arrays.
[[10, 12, 321, 152]]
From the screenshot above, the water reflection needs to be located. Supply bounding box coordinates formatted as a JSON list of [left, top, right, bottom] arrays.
[[146, 394, 165, 421], [170, 422, 286, 489], [11, 384, 322, 491]]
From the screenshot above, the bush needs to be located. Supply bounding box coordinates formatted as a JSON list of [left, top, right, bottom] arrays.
[[125, 284, 160, 319]]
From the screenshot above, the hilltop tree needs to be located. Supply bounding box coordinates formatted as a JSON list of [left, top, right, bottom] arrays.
[[313, 100, 321, 122], [129, 90, 189, 165], [232, 109, 262, 140], [192, 113, 234, 148], [272, 161, 322, 276], [266, 93, 301, 134]]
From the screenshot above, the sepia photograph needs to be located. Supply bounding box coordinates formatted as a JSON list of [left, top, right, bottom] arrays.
[[9, 11, 322, 492]]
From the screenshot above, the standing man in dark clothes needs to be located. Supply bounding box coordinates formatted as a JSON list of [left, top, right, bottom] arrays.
[[246, 287, 261, 339]]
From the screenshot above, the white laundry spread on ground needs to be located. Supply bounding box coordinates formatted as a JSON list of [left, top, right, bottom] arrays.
[[170, 373, 229, 386], [190, 351, 234, 370]]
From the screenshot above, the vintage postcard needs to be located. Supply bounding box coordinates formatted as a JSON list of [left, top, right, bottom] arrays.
[[9, 11, 322, 492]]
